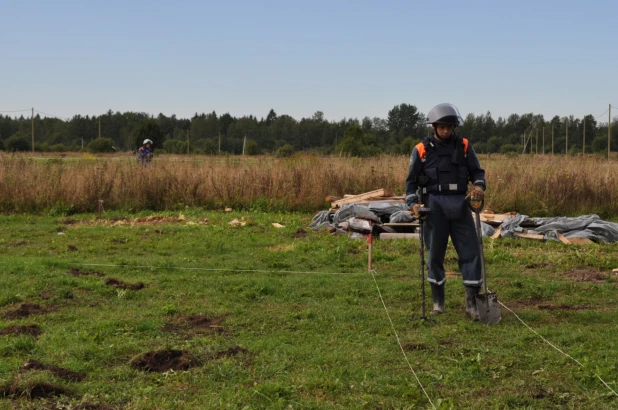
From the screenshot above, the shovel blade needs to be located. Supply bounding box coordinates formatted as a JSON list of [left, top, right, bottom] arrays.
[[476, 293, 501, 325]]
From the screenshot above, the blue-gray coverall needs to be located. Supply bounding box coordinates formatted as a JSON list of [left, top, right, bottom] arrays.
[[405, 133, 486, 288]]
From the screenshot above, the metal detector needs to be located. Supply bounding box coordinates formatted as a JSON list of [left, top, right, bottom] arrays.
[[469, 198, 501, 325], [413, 176, 432, 322]]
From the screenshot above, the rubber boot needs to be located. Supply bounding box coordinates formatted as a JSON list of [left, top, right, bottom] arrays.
[[465, 286, 480, 320], [430, 284, 445, 315]]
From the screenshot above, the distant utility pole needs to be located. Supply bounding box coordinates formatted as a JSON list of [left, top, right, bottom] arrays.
[[242, 134, 246, 155], [583, 117, 586, 155], [607, 104, 612, 160], [535, 128, 538, 154], [98, 117, 101, 139], [565, 118, 568, 155], [31, 107, 34, 153]]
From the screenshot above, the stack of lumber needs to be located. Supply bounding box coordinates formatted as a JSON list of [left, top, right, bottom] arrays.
[[328, 189, 404, 210]]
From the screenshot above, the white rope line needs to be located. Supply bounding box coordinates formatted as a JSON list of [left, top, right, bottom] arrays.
[[79, 262, 361, 276], [368, 269, 436, 409], [499, 300, 618, 397]]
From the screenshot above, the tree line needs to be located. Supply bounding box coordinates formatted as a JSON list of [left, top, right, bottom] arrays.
[[0, 105, 616, 156]]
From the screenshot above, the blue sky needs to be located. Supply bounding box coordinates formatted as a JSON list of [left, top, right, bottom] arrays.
[[1, 0, 616, 122]]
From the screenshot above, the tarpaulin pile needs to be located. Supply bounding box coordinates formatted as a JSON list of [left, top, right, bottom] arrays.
[[489, 214, 618, 244], [310, 189, 618, 244], [309, 188, 415, 238]]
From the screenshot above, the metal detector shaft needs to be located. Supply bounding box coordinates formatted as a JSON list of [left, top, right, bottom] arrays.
[[419, 215, 426, 318]]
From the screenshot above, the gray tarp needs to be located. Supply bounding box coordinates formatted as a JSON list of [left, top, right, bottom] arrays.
[[498, 214, 618, 243], [332, 204, 379, 227], [390, 210, 415, 223], [368, 202, 409, 217]]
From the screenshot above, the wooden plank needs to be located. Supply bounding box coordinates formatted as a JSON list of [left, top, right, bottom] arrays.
[[331, 189, 389, 207], [480, 212, 517, 224], [515, 232, 545, 240], [383, 223, 419, 227], [379, 233, 420, 240], [565, 237, 593, 245], [490, 225, 502, 239], [556, 232, 571, 245]]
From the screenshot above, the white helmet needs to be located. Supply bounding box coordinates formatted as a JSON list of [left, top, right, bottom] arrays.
[[426, 103, 464, 126], [143, 139, 153, 145]]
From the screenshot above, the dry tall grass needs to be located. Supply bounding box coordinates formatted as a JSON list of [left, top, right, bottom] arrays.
[[0, 153, 616, 217]]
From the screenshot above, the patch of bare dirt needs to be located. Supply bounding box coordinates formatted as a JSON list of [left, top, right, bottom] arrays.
[[210, 346, 249, 360], [74, 404, 115, 410], [564, 268, 608, 284], [69, 268, 104, 277], [110, 217, 130, 223], [62, 218, 78, 225], [292, 228, 308, 239], [105, 278, 144, 291], [402, 343, 427, 351], [1, 381, 71, 399], [0, 325, 43, 338], [130, 349, 199, 373], [536, 304, 590, 311], [100, 215, 206, 227], [20, 360, 86, 382], [8, 240, 27, 247], [505, 298, 545, 310], [111, 238, 128, 244], [67, 245, 78, 252], [505, 298, 590, 311], [162, 315, 226, 338], [4, 303, 50, 320], [39, 291, 52, 300]]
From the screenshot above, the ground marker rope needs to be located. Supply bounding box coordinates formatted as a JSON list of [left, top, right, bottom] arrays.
[[368, 269, 436, 409], [499, 300, 618, 397]]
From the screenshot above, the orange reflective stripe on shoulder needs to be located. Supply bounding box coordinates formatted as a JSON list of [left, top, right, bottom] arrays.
[[415, 142, 426, 161], [462, 138, 469, 156]]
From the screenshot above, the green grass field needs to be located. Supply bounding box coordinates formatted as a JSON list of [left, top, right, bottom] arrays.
[[0, 210, 617, 409]]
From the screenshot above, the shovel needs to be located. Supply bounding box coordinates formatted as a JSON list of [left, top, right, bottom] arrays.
[[469, 198, 501, 325]]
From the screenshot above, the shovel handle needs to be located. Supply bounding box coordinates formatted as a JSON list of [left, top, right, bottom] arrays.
[[467, 197, 484, 212]]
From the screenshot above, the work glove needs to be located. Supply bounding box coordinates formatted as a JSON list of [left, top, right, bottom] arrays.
[[471, 185, 485, 202], [411, 204, 423, 218]]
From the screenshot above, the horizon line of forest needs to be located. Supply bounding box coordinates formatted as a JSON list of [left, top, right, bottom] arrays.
[[1, 104, 617, 157]]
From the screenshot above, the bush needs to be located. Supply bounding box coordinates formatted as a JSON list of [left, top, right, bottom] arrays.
[[275, 144, 295, 158], [87, 138, 115, 153], [499, 143, 519, 154], [5, 134, 31, 152], [336, 125, 382, 157], [134, 119, 162, 149], [163, 139, 187, 154], [245, 140, 259, 155], [50, 144, 67, 152]]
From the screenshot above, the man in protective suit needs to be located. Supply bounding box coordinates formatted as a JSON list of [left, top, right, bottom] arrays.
[[137, 139, 154, 167], [405, 103, 485, 320]]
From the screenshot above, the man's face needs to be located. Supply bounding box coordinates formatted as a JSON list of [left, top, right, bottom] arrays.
[[434, 124, 454, 140], [146, 143, 151, 148]]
